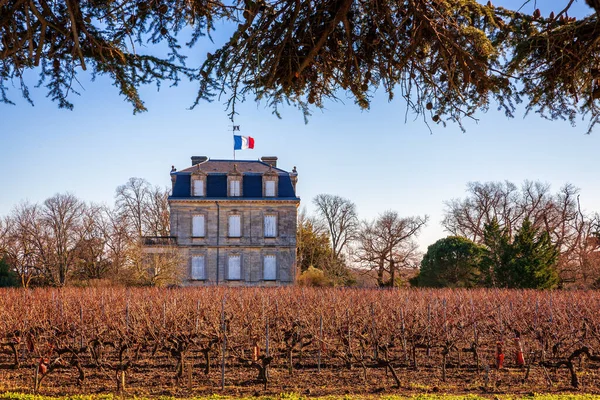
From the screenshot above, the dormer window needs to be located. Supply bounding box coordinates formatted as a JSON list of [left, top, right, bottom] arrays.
[[192, 179, 205, 196], [191, 166, 206, 197], [230, 179, 241, 197], [265, 180, 276, 197], [228, 164, 242, 197], [262, 166, 278, 197]]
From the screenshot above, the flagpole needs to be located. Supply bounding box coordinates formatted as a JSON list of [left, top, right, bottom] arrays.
[[233, 124, 235, 160]]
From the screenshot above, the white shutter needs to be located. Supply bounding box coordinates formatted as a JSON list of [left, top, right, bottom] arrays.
[[191, 256, 205, 280], [263, 255, 276, 280], [264, 215, 276, 237], [230, 180, 240, 196], [192, 215, 205, 237], [229, 215, 241, 237], [265, 180, 275, 197], [193, 180, 204, 196], [228, 255, 241, 280]]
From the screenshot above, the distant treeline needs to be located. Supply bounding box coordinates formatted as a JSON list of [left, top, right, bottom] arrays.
[[0, 178, 172, 287], [2, 180, 599, 289], [299, 181, 600, 289]]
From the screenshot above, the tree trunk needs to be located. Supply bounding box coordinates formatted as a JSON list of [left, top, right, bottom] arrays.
[[377, 260, 385, 287]]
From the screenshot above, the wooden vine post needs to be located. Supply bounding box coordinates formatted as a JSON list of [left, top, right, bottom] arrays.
[[472, 297, 480, 372], [221, 296, 226, 390], [442, 298, 448, 382], [318, 314, 323, 373], [400, 308, 408, 364]]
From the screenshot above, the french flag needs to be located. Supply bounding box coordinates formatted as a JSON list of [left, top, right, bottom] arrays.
[[234, 135, 254, 150]]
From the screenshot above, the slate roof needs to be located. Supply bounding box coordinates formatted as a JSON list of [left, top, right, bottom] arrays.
[[179, 159, 287, 174], [170, 159, 298, 200]]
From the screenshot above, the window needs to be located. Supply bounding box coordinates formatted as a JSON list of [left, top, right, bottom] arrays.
[[264, 215, 277, 237], [228, 255, 241, 280], [265, 180, 276, 197], [192, 215, 205, 237], [193, 179, 204, 196], [191, 256, 205, 280], [230, 180, 241, 196], [228, 215, 241, 237], [263, 255, 276, 280]]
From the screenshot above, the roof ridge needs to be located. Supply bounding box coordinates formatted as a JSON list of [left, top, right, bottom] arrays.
[[179, 158, 289, 174]]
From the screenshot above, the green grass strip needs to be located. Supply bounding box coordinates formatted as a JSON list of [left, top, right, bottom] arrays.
[[2, 393, 600, 400]]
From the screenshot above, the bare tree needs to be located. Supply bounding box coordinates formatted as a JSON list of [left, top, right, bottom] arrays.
[[72, 205, 112, 281], [4, 202, 48, 287], [42, 193, 84, 286], [313, 194, 359, 260], [356, 211, 428, 287], [442, 181, 580, 242], [143, 186, 171, 237], [130, 243, 184, 287], [115, 177, 151, 238], [97, 206, 131, 282], [442, 181, 521, 242], [555, 203, 600, 287], [0, 217, 7, 251]]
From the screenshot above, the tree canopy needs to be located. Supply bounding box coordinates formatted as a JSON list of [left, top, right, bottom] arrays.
[[413, 235, 484, 288], [2, 1, 600, 130], [443, 180, 600, 286], [356, 210, 427, 287], [296, 209, 334, 273], [503, 218, 560, 289]]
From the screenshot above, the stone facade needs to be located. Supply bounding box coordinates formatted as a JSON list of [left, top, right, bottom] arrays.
[[164, 157, 299, 286]]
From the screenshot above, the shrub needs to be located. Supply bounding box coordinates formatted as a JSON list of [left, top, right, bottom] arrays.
[[297, 266, 332, 287]]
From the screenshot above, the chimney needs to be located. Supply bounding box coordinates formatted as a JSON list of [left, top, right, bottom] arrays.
[[191, 156, 208, 166], [170, 166, 177, 190], [261, 156, 278, 168], [290, 166, 298, 193]]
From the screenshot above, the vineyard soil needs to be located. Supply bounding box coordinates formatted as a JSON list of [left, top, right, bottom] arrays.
[[0, 288, 599, 397]]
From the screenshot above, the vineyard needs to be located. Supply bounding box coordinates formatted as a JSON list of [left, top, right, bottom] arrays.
[[0, 287, 599, 396]]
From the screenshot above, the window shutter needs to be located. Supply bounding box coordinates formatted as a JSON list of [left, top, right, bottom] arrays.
[[263, 255, 276, 280], [229, 215, 241, 237], [191, 256, 205, 280], [265, 180, 275, 197], [228, 255, 241, 280], [193, 180, 204, 196], [230, 180, 240, 196], [192, 215, 205, 237], [264, 215, 276, 237]]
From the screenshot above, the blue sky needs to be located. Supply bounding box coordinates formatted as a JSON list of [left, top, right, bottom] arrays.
[[1, 0, 598, 251]]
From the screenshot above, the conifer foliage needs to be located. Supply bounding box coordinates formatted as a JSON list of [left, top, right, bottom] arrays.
[[1, 1, 600, 130], [414, 236, 484, 288], [508, 219, 559, 289], [481, 218, 559, 289], [415, 220, 560, 289]]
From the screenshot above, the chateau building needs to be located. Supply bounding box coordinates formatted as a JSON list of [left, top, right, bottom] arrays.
[[155, 156, 300, 285]]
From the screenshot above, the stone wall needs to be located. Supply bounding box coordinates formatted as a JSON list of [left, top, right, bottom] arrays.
[[170, 199, 299, 286]]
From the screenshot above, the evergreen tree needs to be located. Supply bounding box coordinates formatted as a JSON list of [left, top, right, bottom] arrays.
[[0, 258, 18, 288], [481, 218, 513, 287], [510, 219, 559, 289], [414, 236, 484, 288], [480, 218, 559, 289]]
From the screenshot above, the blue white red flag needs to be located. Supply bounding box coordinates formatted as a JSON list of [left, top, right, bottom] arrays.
[[234, 135, 254, 150]]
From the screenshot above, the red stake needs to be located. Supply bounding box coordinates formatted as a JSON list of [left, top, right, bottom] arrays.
[[514, 336, 525, 366], [496, 341, 504, 369]]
